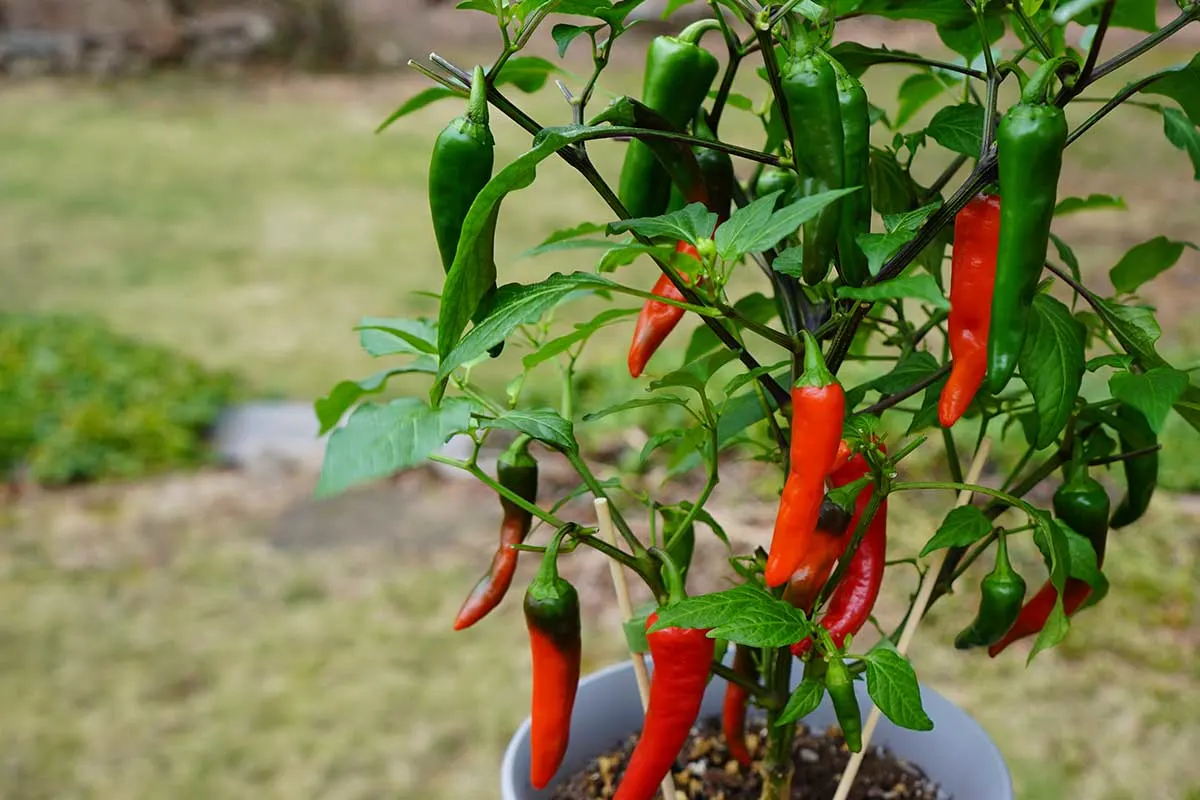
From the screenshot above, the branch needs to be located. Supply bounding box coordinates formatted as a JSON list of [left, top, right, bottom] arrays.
[[1065, 71, 1175, 146], [861, 362, 951, 416], [1069, 5, 1200, 95]]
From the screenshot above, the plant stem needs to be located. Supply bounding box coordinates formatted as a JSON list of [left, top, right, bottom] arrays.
[[891, 480, 1035, 516], [1011, 1, 1054, 59], [1064, 72, 1175, 146], [1089, 443, 1162, 466], [430, 454, 565, 527], [861, 363, 950, 416], [716, 301, 796, 350], [563, 449, 645, 556], [1068, 5, 1199, 95], [761, 649, 796, 799], [942, 427, 964, 485], [712, 661, 774, 703], [868, 53, 986, 79]]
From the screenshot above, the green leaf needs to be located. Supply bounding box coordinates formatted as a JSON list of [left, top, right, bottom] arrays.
[[772, 246, 806, 278], [477, 408, 577, 451], [608, 203, 718, 246], [648, 584, 810, 647], [623, 613, 650, 654], [551, 23, 601, 57], [718, 188, 859, 260], [1055, 0, 1156, 31], [376, 87, 458, 132], [868, 148, 919, 214], [523, 308, 637, 368], [864, 645, 933, 731], [1032, 511, 1071, 594], [438, 272, 615, 381], [882, 202, 940, 234], [853, 0, 976, 28], [1027, 596, 1069, 662], [1094, 298, 1162, 365], [1085, 353, 1133, 372], [525, 221, 608, 254], [850, 201, 939, 276], [316, 398, 472, 497], [920, 505, 992, 556], [582, 395, 690, 422], [455, 0, 496, 12], [437, 124, 610, 363], [894, 73, 945, 129], [1162, 107, 1200, 181], [937, 12, 1004, 60], [1060, 523, 1107, 591], [683, 293, 776, 364], [493, 56, 562, 93], [1141, 53, 1200, 127], [1049, 233, 1081, 282], [776, 679, 825, 726], [838, 275, 950, 310], [1017, 295, 1086, 449], [926, 103, 984, 157], [1054, 194, 1127, 216], [1109, 366, 1190, 433], [314, 362, 436, 435], [1109, 236, 1197, 293], [598, 243, 672, 272], [357, 317, 438, 357], [826, 42, 926, 78]]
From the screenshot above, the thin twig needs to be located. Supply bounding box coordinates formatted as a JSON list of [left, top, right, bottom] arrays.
[[861, 363, 951, 416], [832, 440, 992, 800], [595, 499, 676, 800]]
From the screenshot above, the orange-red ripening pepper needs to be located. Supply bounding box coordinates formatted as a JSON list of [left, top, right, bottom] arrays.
[[792, 449, 888, 657], [781, 496, 854, 613], [939, 194, 1001, 428], [765, 332, 846, 587], [627, 242, 699, 378]]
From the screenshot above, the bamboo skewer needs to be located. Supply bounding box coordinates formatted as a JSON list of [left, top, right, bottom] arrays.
[[594, 499, 676, 800], [831, 439, 993, 800]]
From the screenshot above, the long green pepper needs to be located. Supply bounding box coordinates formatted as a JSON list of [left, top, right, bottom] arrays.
[[1110, 404, 1158, 528], [618, 20, 720, 219], [986, 59, 1070, 393], [781, 48, 845, 284], [831, 59, 871, 287], [428, 66, 501, 354], [954, 534, 1026, 649]]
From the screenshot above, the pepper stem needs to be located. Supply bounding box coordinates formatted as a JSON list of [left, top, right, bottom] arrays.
[[649, 547, 688, 605], [533, 524, 575, 586], [499, 434, 536, 469], [467, 64, 489, 125], [993, 530, 1014, 577], [1021, 55, 1079, 105], [676, 18, 722, 45], [795, 330, 836, 389]]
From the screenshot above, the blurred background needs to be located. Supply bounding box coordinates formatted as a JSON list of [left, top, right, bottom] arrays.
[[1, 1, 1198, 798]]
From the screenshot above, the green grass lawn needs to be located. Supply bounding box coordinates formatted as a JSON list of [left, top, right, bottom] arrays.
[[1, 33, 1198, 800]]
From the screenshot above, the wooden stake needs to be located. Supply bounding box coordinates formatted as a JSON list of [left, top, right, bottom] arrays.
[[594, 499, 676, 800], [831, 439, 993, 800]]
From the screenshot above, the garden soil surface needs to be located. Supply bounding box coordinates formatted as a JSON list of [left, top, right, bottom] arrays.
[[553, 717, 942, 800]]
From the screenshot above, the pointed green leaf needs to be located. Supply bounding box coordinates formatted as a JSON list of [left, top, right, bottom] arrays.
[[477, 408, 576, 451], [1017, 295, 1086, 449], [1109, 366, 1190, 433], [864, 645, 933, 731], [1109, 236, 1197, 293]]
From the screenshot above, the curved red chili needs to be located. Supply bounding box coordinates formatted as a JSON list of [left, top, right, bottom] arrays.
[[939, 194, 1001, 428], [792, 450, 888, 656], [721, 645, 757, 769], [986, 578, 1093, 657], [627, 242, 699, 378], [453, 437, 538, 630], [765, 332, 846, 587], [614, 551, 712, 800]]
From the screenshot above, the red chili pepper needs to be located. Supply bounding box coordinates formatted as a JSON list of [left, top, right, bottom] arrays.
[[986, 579, 1093, 657], [627, 242, 699, 378], [765, 331, 846, 588], [523, 531, 582, 789], [614, 551, 712, 800], [792, 450, 888, 656], [453, 437, 538, 630], [721, 644, 757, 769], [781, 496, 854, 613], [939, 194, 1001, 428]]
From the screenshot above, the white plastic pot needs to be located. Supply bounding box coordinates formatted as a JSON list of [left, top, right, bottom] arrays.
[[501, 658, 1012, 799]]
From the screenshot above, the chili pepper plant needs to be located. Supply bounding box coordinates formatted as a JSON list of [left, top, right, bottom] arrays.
[[317, 1, 1200, 796]]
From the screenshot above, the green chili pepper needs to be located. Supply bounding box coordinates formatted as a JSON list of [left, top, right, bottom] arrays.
[[824, 655, 862, 753], [830, 58, 871, 287], [1110, 404, 1159, 528], [618, 20, 721, 219], [954, 533, 1026, 650], [781, 47, 845, 284], [985, 58, 1071, 393], [428, 66, 501, 356], [1052, 463, 1110, 563], [754, 166, 799, 203]]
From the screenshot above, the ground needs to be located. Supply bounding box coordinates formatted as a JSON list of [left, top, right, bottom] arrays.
[[2, 16, 1199, 800]]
